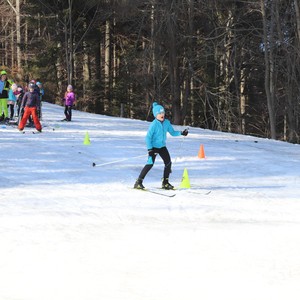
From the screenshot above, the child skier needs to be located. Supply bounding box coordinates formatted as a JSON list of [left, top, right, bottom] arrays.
[[7, 83, 18, 120], [16, 86, 24, 118], [134, 102, 188, 190], [18, 82, 42, 132], [62, 84, 76, 121], [36, 81, 44, 119]]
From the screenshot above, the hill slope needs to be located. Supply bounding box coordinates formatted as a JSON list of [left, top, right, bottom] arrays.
[[1, 102, 300, 300]]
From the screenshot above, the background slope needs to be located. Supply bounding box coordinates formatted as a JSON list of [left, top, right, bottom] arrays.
[[1, 103, 300, 300]]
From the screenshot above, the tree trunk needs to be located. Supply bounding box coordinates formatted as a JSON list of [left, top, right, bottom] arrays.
[[16, 0, 21, 68], [261, 0, 276, 139], [104, 20, 111, 113]]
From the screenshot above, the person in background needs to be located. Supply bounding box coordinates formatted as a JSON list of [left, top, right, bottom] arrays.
[[18, 82, 42, 132], [36, 82, 44, 100], [62, 84, 76, 121], [36, 81, 44, 119], [134, 102, 188, 190], [7, 83, 18, 120], [16, 86, 24, 118], [0, 70, 13, 122]]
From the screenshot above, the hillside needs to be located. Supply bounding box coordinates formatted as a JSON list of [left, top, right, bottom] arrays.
[[1, 102, 300, 300]]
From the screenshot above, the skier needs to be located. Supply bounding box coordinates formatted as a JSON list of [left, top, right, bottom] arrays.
[[16, 85, 24, 118], [18, 82, 42, 132], [62, 84, 76, 121], [36, 82, 44, 100], [7, 83, 18, 120], [134, 102, 188, 190], [0, 70, 14, 122], [36, 81, 44, 119]]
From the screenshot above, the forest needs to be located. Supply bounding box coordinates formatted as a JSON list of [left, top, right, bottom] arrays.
[[1, 0, 300, 143]]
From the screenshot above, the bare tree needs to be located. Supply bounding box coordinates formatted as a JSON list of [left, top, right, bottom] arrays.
[[260, 0, 277, 139]]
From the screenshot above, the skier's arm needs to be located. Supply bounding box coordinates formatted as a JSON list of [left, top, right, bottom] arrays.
[[21, 93, 27, 108], [167, 122, 181, 137]]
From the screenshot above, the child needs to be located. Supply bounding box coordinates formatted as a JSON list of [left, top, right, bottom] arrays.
[[7, 83, 18, 120], [63, 84, 76, 121], [36, 82, 44, 100], [16, 86, 24, 118], [134, 102, 188, 190], [36, 81, 44, 119], [18, 83, 42, 132]]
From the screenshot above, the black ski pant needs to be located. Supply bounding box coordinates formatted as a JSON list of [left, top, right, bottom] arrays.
[[138, 146, 172, 181], [8, 104, 14, 119], [64, 105, 72, 121]]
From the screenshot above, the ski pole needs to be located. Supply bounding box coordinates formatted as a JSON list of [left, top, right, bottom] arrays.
[[92, 154, 146, 167], [174, 126, 189, 164]]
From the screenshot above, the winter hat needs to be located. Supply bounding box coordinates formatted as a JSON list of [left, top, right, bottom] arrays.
[[28, 82, 35, 89], [152, 102, 165, 117], [67, 84, 73, 90]]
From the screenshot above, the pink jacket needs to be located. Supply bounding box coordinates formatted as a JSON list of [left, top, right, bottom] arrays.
[[64, 91, 75, 106]]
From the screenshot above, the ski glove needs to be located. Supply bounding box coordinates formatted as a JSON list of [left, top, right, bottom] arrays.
[[181, 129, 188, 136], [148, 149, 155, 156]]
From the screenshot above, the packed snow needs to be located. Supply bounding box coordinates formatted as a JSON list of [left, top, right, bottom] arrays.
[[1, 102, 300, 300]]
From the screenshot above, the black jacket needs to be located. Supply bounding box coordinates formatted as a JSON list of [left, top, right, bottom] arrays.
[[0, 80, 12, 99], [21, 91, 40, 108]]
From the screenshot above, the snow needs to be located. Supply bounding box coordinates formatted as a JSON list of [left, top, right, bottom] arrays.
[[1, 102, 300, 300]]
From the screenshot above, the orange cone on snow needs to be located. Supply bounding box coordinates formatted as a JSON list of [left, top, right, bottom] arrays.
[[198, 144, 205, 159]]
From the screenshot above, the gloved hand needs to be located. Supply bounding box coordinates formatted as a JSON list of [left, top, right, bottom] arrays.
[[148, 149, 155, 156], [181, 129, 188, 136]]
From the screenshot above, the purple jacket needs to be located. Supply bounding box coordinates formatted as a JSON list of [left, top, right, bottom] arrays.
[[65, 92, 75, 106]]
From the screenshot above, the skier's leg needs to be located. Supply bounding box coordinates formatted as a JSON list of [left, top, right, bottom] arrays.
[[31, 108, 42, 131], [18, 107, 31, 130]]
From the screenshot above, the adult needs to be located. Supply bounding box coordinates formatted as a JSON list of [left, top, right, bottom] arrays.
[[0, 70, 13, 122]]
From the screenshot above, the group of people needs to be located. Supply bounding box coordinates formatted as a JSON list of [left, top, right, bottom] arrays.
[[1, 69, 187, 190], [0, 70, 45, 131], [0, 69, 76, 132]]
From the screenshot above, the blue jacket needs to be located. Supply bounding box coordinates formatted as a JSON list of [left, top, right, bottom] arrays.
[[146, 118, 181, 149], [8, 89, 17, 102]]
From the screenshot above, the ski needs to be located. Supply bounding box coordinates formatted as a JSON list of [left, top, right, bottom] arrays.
[[21, 130, 42, 134], [133, 188, 176, 197], [8, 119, 18, 124], [147, 188, 176, 197]]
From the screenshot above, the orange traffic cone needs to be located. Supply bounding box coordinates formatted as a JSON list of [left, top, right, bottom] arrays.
[[198, 144, 205, 159]]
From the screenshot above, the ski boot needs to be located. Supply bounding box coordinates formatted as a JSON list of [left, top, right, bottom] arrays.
[[162, 178, 174, 190], [134, 178, 145, 190]]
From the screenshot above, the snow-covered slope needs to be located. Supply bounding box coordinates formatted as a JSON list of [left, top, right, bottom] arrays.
[[1, 102, 300, 300]]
